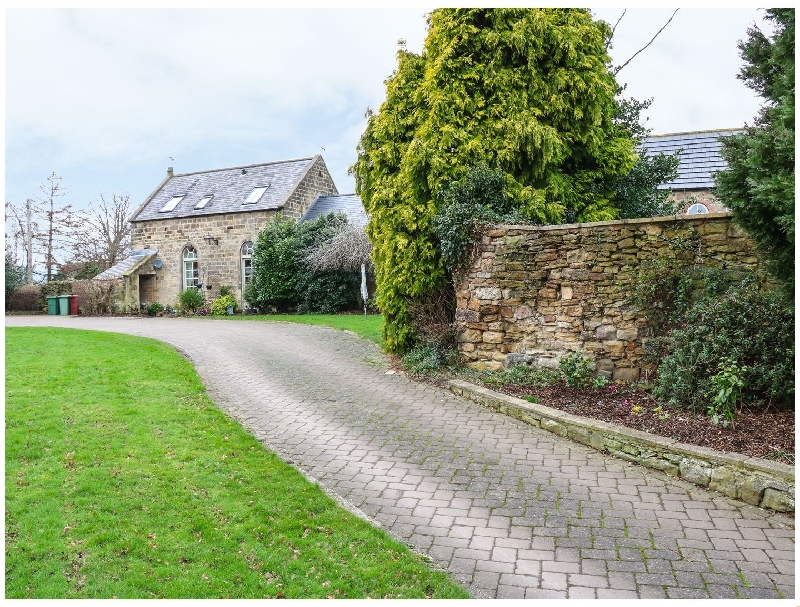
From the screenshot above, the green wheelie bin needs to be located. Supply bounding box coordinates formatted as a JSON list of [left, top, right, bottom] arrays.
[[58, 295, 71, 315], [46, 296, 59, 315]]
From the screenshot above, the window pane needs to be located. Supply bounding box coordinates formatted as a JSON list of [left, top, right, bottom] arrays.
[[243, 187, 267, 204], [160, 196, 184, 212], [183, 247, 199, 289], [195, 195, 213, 209]]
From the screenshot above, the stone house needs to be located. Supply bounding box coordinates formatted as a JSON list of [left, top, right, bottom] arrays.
[[642, 128, 740, 214], [96, 155, 366, 311]]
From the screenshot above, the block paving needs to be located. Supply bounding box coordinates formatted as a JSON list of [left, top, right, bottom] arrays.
[[7, 316, 795, 599]]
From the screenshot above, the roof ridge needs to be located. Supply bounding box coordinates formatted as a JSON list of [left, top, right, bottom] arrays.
[[172, 156, 316, 178], [647, 128, 742, 139]]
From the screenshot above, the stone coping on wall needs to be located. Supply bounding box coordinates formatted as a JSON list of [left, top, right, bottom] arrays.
[[446, 379, 794, 514], [491, 211, 733, 233]]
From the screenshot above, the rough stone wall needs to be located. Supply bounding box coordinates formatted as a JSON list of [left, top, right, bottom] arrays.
[[670, 189, 728, 213], [283, 156, 339, 220], [131, 209, 278, 307], [456, 213, 763, 377]]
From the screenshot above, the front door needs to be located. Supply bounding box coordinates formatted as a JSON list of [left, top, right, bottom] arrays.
[[139, 274, 156, 308]]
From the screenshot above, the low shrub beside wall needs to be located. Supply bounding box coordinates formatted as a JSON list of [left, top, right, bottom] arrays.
[[73, 280, 116, 315], [8, 285, 44, 312], [8, 280, 117, 315]]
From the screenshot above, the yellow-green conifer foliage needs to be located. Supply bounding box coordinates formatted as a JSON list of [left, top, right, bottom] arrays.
[[351, 9, 636, 352]]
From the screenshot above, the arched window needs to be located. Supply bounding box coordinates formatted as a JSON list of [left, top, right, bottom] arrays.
[[241, 241, 254, 296], [687, 203, 709, 215], [182, 246, 199, 289]]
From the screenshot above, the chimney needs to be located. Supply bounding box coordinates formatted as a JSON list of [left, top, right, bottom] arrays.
[[167, 167, 174, 178]]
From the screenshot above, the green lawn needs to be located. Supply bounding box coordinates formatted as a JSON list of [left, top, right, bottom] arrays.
[[5, 327, 468, 599], [214, 313, 384, 345]]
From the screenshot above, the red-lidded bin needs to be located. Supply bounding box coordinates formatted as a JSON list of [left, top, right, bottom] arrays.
[[68, 295, 79, 315]]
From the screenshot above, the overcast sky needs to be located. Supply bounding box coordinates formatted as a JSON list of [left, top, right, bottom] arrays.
[[5, 8, 772, 217]]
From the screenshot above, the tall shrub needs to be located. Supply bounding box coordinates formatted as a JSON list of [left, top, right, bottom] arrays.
[[651, 277, 794, 412], [247, 214, 361, 314], [247, 217, 298, 312], [432, 165, 522, 276], [5, 255, 25, 308], [8, 285, 42, 312], [294, 214, 360, 314]]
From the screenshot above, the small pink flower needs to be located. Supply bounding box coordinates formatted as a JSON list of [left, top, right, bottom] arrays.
[[608, 385, 616, 393], [623, 399, 628, 406]]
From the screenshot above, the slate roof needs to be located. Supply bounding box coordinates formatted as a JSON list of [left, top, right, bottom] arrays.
[[641, 129, 741, 190], [131, 156, 320, 222], [94, 249, 158, 281], [300, 194, 369, 226]]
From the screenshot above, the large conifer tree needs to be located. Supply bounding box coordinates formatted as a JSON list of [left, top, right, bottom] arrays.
[[716, 9, 795, 298], [351, 9, 637, 352]]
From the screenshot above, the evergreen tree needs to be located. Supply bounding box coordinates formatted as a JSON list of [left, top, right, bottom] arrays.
[[351, 8, 637, 352], [5, 254, 26, 308], [716, 9, 795, 298], [607, 97, 680, 219]]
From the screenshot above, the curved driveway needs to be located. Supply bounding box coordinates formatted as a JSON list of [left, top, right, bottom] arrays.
[[6, 316, 794, 599]]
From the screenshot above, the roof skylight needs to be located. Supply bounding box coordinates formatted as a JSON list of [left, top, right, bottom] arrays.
[[243, 186, 268, 205], [194, 195, 213, 210], [160, 195, 184, 213]]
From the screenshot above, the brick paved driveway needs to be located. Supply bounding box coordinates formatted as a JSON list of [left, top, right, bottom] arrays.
[[6, 316, 795, 599]]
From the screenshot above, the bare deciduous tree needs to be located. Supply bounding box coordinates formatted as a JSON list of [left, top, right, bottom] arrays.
[[304, 222, 373, 273], [5, 200, 27, 272], [71, 193, 133, 271], [606, 9, 680, 75], [6, 175, 133, 283], [31, 172, 80, 282]]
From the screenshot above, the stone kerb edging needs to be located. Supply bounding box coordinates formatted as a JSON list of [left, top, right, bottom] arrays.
[[447, 379, 795, 513]]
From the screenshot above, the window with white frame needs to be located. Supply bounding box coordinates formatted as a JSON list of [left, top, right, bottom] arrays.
[[243, 186, 268, 205], [194, 195, 213, 210], [241, 241, 254, 296], [160, 195, 184, 213], [687, 203, 709, 215], [182, 246, 199, 289]]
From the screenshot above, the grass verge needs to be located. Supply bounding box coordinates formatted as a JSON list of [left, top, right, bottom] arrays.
[[208, 313, 383, 345], [5, 327, 468, 599]]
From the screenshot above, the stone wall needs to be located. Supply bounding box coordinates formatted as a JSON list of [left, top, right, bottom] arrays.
[[456, 213, 764, 376], [283, 156, 339, 220], [670, 189, 728, 214], [131, 209, 278, 308]]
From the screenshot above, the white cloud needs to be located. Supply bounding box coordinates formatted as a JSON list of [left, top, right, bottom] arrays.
[[5, 7, 775, 210], [594, 8, 768, 133], [6, 9, 430, 186]]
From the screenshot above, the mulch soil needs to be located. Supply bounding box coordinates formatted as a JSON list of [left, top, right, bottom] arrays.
[[491, 381, 794, 465]]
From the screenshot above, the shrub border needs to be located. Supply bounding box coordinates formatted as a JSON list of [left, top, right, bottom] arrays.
[[447, 379, 795, 513]]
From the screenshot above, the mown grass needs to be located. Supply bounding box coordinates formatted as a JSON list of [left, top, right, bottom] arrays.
[[5, 327, 468, 599], [214, 313, 383, 345]]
